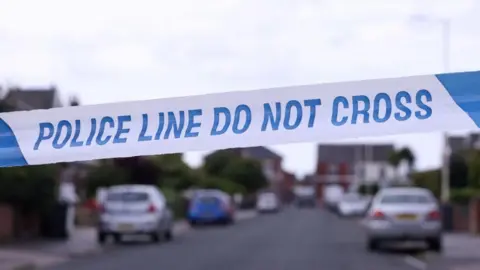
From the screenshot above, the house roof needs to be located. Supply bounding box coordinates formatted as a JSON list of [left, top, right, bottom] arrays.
[[3, 87, 59, 110], [241, 146, 282, 160], [317, 143, 394, 164]]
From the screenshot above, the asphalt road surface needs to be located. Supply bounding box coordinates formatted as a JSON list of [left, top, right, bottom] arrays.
[[47, 207, 419, 270]]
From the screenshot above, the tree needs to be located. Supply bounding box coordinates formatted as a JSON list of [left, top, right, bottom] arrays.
[[69, 96, 80, 106], [203, 150, 235, 176], [113, 157, 160, 185], [449, 152, 469, 188], [397, 147, 415, 170], [389, 147, 416, 181], [203, 150, 268, 193], [0, 165, 57, 214], [411, 169, 441, 198], [151, 154, 199, 190]]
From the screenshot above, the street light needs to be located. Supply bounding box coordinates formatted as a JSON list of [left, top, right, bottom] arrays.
[[409, 14, 451, 203]]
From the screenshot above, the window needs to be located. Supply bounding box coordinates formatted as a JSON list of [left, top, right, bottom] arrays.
[[328, 164, 338, 174], [262, 159, 275, 180], [380, 194, 433, 204], [106, 192, 149, 202]]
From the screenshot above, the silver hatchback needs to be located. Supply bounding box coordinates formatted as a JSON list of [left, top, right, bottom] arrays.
[[363, 187, 442, 252], [97, 185, 174, 244]]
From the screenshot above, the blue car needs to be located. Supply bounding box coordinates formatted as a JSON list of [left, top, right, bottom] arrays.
[[187, 191, 235, 226]]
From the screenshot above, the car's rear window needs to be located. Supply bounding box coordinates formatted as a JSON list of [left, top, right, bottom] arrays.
[[195, 196, 220, 204], [380, 194, 433, 204], [106, 191, 149, 202]]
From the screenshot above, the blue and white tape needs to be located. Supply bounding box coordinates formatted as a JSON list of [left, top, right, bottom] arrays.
[[1, 71, 480, 168]]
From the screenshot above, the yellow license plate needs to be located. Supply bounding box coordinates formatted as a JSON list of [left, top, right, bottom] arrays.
[[117, 223, 134, 231], [396, 214, 417, 220]]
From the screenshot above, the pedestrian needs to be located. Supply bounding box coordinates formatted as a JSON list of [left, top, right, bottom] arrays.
[[58, 163, 79, 238]]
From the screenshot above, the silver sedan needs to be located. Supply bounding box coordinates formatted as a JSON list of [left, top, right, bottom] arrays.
[[363, 187, 442, 252]]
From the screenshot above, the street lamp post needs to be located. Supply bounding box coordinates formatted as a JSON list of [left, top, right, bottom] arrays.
[[410, 15, 451, 203]]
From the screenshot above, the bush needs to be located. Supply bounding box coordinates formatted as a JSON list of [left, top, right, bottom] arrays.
[[358, 183, 380, 195], [85, 163, 128, 198], [411, 169, 441, 198], [161, 187, 188, 220], [450, 188, 480, 205], [0, 165, 57, 215]]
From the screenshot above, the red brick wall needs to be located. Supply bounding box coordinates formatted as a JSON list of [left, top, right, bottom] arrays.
[[0, 204, 14, 241], [453, 204, 470, 232]]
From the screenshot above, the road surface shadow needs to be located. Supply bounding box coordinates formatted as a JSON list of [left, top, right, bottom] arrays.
[[377, 242, 428, 257]]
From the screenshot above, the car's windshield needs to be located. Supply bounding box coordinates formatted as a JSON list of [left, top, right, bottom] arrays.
[[380, 193, 433, 204], [106, 192, 149, 202]]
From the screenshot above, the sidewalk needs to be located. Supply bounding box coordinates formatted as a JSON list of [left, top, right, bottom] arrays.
[[425, 233, 480, 270]]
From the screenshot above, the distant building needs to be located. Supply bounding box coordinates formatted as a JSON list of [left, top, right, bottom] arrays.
[[2, 86, 62, 111], [314, 143, 395, 199], [448, 133, 480, 154]]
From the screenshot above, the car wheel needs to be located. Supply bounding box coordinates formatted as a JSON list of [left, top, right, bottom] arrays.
[[113, 233, 122, 244], [97, 232, 107, 244], [189, 220, 198, 227], [151, 231, 161, 243], [367, 238, 379, 251], [427, 237, 443, 252], [164, 229, 173, 242]]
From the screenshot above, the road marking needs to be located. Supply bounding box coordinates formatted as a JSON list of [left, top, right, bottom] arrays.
[[404, 255, 427, 270]]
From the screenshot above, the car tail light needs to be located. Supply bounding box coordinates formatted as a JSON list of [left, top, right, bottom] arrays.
[[426, 210, 441, 221], [97, 204, 105, 213], [222, 202, 232, 213], [371, 210, 385, 220], [148, 204, 156, 213]]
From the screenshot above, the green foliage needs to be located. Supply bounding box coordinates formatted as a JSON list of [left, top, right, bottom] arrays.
[[466, 150, 480, 188], [411, 169, 441, 198], [389, 147, 416, 175], [203, 150, 268, 193], [0, 165, 57, 214], [160, 187, 188, 219], [197, 174, 246, 195], [357, 183, 380, 195], [450, 188, 480, 205], [85, 163, 128, 198], [449, 153, 469, 188]]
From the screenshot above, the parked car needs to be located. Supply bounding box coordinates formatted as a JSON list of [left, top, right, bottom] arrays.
[[294, 185, 316, 208], [256, 192, 280, 213], [364, 187, 442, 252], [187, 190, 235, 226], [97, 185, 174, 244], [337, 193, 369, 217], [323, 184, 344, 212]]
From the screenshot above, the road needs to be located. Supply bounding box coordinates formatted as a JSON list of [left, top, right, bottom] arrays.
[[47, 207, 421, 270]]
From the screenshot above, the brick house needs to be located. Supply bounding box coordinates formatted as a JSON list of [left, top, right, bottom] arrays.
[[280, 170, 296, 203], [314, 144, 395, 200]]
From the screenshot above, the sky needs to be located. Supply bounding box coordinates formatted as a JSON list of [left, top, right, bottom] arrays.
[[1, 0, 480, 178]]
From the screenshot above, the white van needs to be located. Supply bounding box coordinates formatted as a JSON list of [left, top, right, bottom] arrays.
[[256, 192, 280, 213], [323, 185, 344, 211]]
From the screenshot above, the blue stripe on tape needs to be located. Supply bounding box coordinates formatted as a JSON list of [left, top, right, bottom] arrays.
[[0, 118, 28, 167], [435, 71, 480, 128]]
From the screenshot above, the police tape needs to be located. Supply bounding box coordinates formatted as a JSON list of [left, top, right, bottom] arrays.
[[1, 71, 479, 167]]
